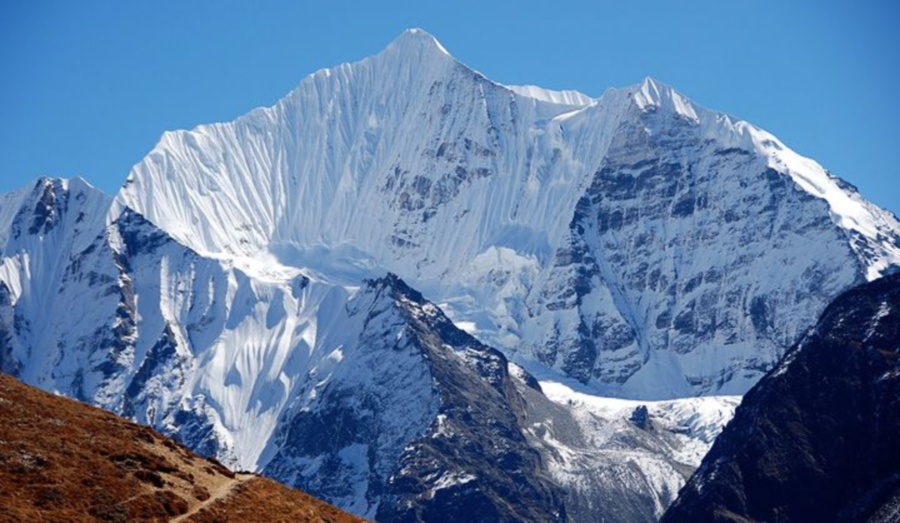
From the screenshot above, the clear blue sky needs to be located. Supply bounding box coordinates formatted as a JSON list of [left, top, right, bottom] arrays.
[[1, 1, 898, 214]]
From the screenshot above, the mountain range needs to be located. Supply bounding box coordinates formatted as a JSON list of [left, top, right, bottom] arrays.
[[1, 29, 898, 521]]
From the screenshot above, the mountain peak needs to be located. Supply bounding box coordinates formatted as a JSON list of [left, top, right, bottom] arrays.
[[633, 76, 700, 122], [383, 28, 451, 59], [1, 175, 110, 253]]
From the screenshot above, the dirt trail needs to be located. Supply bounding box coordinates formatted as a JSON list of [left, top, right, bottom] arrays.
[[171, 472, 256, 523]]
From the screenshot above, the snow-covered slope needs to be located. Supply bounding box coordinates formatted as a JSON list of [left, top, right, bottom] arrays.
[[115, 29, 900, 398], [0, 178, 113, 382]]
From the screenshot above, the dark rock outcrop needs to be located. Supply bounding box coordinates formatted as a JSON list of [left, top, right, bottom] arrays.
[[662, 273, 900, 523]]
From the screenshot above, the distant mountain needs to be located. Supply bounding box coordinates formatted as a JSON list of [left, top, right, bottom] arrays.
[[662, 272, 900, 523], [0, 373, 361, 523], [2, 28, 899, 522]]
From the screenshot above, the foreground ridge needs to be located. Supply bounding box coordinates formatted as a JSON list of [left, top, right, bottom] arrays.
[[0, 373, 363, 523], [663, 272, 900, 523]]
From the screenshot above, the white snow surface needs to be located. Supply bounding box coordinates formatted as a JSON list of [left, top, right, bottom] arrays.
[[503, 84, 595, 107]]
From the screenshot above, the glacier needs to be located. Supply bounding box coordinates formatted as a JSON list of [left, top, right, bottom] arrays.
[[2, 28, 900, 522]]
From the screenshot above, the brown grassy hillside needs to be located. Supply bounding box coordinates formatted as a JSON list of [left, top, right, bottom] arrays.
[[0, 374, 364, 523]]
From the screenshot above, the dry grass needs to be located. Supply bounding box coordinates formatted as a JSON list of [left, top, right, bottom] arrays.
[[0, 374, 364, 523]]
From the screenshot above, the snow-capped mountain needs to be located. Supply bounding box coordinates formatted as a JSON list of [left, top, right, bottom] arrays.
[[115, 29, 900, 399], [2, 28, 899, 522]]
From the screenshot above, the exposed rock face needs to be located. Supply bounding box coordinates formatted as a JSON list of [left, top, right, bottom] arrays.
[[531, 107, 873, 397], [365, 277, 565, 522], [662, 272, 900, 523]]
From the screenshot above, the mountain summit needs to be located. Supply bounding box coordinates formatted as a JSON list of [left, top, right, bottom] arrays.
[[386, 28, 452, 56]]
